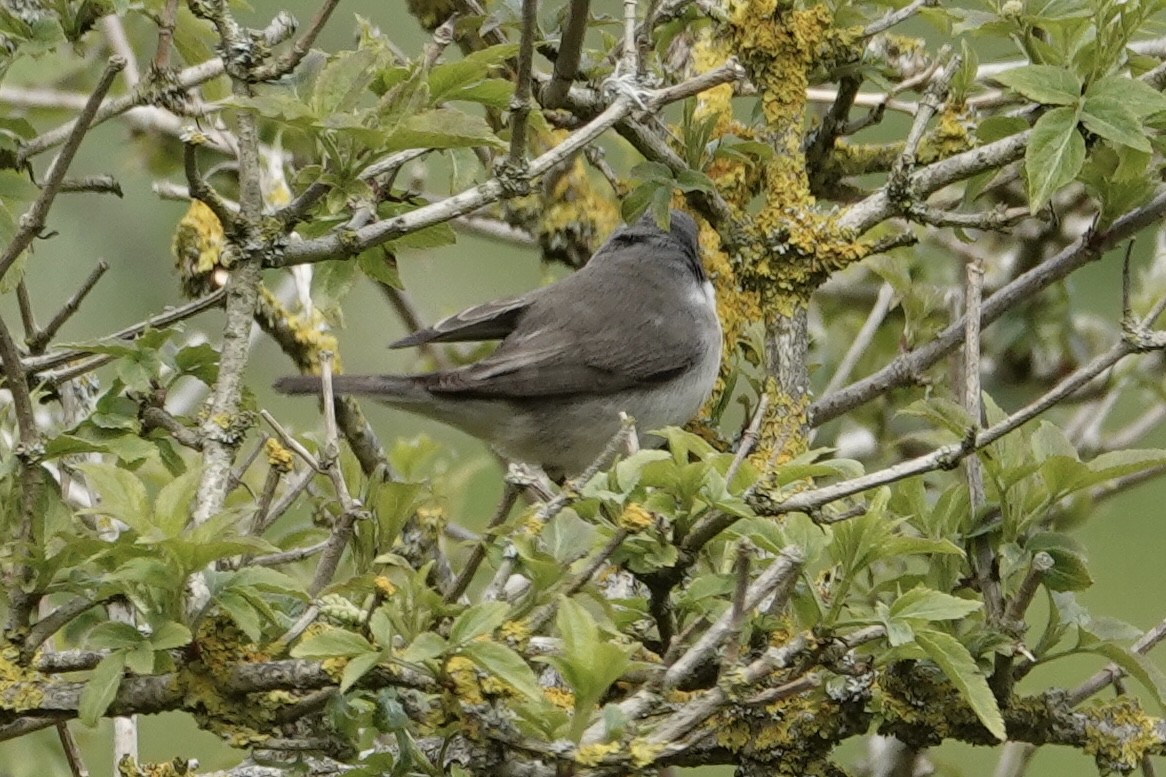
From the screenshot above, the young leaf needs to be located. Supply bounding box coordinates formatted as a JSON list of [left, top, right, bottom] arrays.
[[449, 601, 510, 646], [1026, 106, 1085, 210], [1080, 95, 1152, 152], [340, 651, 384, 694], [993, 65, 1081, 105], [914, 629, 1006, 741], [78, 650, 127, 727], [1085, 76, 1166, 117], [889, 587, 982, 622], [385, 109, 504, 151], [292, 628, 377, 658], [461, 640, 543, 700]]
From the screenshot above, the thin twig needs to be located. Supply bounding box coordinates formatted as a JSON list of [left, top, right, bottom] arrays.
[[1003, 552, 1053, 624], [16, 281, 37, 342], [25, 261, 109, 354], [816, 188, 1166, 426], [543, 0, 591, 108], [250, 540, 329, 568], [251, 0, 341, 81], [444, 485, 519, 602], [963, 256, 1001, 624], [662, 548, 804, 689], [725, 394, 770, 485], [822, 282, 895, 396], [781, 336, 1158, 519], [0, 311, 44, 633], [0, 57, 126, 282], [524, 527, 631, 633], [1068, 617, 1166, 705], [508, 0, 539, 168], [307, 353, 369, 597], [279, 63, 744, 266], [152, 0, 180, 69], [719, 543, 752, 671], [864, 0, 937, 37], [23, 287, 226, 376]]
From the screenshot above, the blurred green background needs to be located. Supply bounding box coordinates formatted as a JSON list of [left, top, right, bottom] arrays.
[[1, 1, 1164, 775]]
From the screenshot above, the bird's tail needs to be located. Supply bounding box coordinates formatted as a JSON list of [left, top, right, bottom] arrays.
[[274, 374, 430, 402]]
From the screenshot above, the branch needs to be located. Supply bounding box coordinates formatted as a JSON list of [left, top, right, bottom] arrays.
[[0, 58, 125, 282], [508, 0, 539, 168], [814, 188, 1166, 426], [277, 63, 744, 266], [863, 0, 938, 37], [777, 332, 1159, 519], [15, 15, 295, 164], [22, 288, 227, 378], [250, 0, 341, 81], [541, 0, 591, 108]]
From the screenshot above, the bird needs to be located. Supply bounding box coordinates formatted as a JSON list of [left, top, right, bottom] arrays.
[[275, 210, 722, 479]]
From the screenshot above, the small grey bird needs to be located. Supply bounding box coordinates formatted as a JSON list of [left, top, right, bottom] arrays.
[[275, 210, 722, 479]]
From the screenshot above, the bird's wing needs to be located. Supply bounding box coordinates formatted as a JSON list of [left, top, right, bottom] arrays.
[[425, 280, 706, 398], [390, 294, 532, 348]]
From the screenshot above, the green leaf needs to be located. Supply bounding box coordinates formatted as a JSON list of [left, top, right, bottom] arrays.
[[1026, 106, 1085, 210], [557, 598, 599, 660], [1081, 95, 1151, 151], [890, 587, 982, 622], [313, 48, 378, 115], [77, 463, 151, 535], [1082, 449, 1166, 488], [1027, 533, 1093, 591], [993, 65, 1081, 105], [427, 43, 520, 100], [87, 621, 145, 650], [442, 78, 514, 108], [149, 621, 193, 651], [674, 168, 717, 193], [153, 466, 201, 538], [340, 651, 383, 694], [292, 628, 377, 658], [1086, 76, 1166, 117], [1084, 642, 1166, 712], [174, 343, 220, 384], [358, 248, 402, 288], [78, 651, 126, 727], [1031, 421, 1078, 461], [385, 109, 504, 151], [216, 590, 262, 642], [914, 629, 1005, 741], [449, 601, 510, 646], [461, 641, 543, 700], [620, 181, 661, 224], [400, 631, 447, 664]]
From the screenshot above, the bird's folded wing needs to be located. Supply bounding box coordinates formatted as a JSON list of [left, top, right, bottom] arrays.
[[390, 294, 532, 348], [425, 326, 698, 398]]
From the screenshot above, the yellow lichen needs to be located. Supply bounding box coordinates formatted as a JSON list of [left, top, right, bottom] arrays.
[[1082, 697, 1159, 774], [374, 575, 397, 597], [117, 755, 196, 776], [263, 437, 294, 473], [543, 686, 575, 710], [256, 286, 341, 375], [444, 655, 485, 704], [172, 199, 226, 297], [629, 737, 665, 767], [499, 619, 531, 644], [617, 502, 654, 532], [575, 741, 621, 766], [0, 644, 45, 712]]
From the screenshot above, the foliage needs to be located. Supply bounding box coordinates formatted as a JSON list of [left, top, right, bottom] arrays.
[[2, 0, 1166, 776]]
